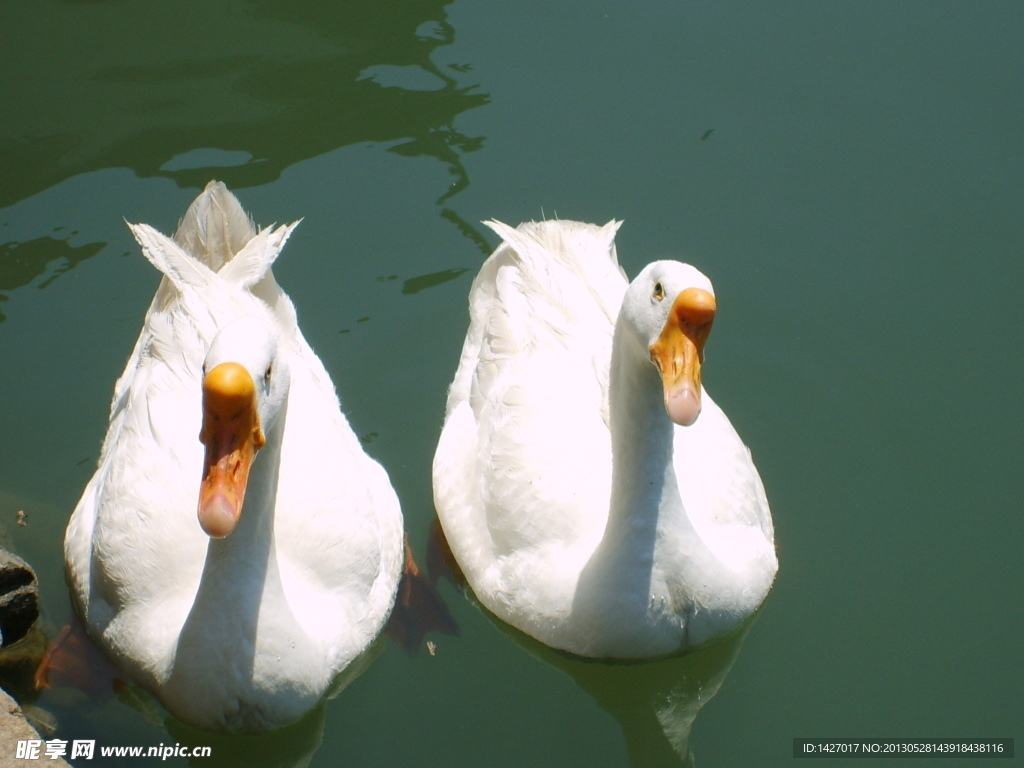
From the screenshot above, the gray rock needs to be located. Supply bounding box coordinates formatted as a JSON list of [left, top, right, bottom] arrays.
[[0, 553, 37, 649], [0, 687, 69, 767]]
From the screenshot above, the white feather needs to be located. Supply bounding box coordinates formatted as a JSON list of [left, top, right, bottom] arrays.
[[433, 219, 777, 658], [65, 182, 403, 731]]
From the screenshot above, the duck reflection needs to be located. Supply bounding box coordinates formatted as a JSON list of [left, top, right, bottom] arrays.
[[166, 700, 328, 768], [431, 520, 756, 767], [491, 606, 753, 767]]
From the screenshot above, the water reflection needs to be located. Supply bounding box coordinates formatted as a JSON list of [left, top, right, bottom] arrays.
[[2, 0, 488, 217], [432, 527, 757, 767], [401, 267, 470, 295], [166, 704, 327, 768], [0, 236, 105, 323], [480, 606, 754, 767]]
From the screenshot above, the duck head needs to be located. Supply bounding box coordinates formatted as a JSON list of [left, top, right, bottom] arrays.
[[621, 261, 716, 427], [197, 316, 290, 538]]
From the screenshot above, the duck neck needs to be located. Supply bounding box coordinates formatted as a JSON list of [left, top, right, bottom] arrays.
[[605, 318, 680, 550], [571, 319, 684, 653], [168, 405, 298, 725], [203, 415, 284, 598], [181, 407, 288, 649]]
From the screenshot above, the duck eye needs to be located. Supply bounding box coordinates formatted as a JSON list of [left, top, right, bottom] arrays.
[[653, 281, 665, 301], [264, 364, 273, 383]]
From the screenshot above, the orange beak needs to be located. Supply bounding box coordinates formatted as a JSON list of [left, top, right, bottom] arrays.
[[649, 287, 716, 426], [197, 362, 265, 538]]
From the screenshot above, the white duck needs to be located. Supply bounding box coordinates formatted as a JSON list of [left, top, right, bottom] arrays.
[[432, 220, 777, 659], [63, 181, 403, 731]]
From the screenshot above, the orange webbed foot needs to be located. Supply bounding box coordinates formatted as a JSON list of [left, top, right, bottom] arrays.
[[387, 534, 460, 654], [35, 613, 123, 701]]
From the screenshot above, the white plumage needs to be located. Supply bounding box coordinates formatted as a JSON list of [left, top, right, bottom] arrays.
[[64, 182, 403, 731], [433, 219, 777, 659]]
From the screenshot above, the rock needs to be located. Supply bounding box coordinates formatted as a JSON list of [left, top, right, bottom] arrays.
[[0, 561, 36, 652], [0, 553, 38, 649], [0, 687, 70, 767]]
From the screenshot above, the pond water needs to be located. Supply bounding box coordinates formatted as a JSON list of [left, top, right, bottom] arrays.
[[1, 2, 1021, 766]]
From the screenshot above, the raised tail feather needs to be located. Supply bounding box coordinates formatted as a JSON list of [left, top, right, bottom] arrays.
[[174, 180, 257, 272]]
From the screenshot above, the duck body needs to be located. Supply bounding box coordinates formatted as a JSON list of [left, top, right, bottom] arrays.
[[433, 220, 777, 659], [64, 182, 403, 731]]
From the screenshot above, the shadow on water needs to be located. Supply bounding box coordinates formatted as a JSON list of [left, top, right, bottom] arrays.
[[0, 236, 106, 323], [166, 703, 327, 768], [1, 0, 489, 234], [481, 604, 757, 768]]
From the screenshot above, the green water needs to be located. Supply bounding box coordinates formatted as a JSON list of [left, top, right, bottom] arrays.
[[1, 2, 1021, 766]]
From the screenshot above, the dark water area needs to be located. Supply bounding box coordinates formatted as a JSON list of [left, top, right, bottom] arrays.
[[0, 2, 1020, 765]]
